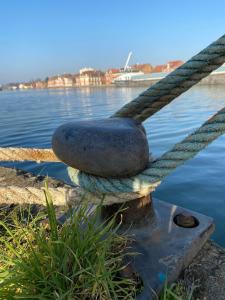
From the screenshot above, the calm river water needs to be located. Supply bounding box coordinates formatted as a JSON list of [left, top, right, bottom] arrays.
[[0, 86, 225, 245]]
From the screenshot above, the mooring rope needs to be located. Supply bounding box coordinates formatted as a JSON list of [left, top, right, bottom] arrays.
[[0, 165, 141, 205], [0, 147, 59, 162], [68, 106, 225, 198], [0, 185, 146, 205], [113, 34, 225, 122], [0, 186, 69, 206]]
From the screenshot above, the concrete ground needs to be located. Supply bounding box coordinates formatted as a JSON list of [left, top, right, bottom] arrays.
[[180, 240, 225, 300]]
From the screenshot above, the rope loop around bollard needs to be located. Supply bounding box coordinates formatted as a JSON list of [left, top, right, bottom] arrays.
[[68, 106, 225, 199]]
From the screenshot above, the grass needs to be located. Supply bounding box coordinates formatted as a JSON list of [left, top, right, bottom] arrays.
[[0, 186, 138, 299], [160, 281, 196, 300], [0, 184, 195, 300]]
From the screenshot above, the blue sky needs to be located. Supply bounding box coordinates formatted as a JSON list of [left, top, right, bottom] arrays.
[[1, 0, 225, 84]]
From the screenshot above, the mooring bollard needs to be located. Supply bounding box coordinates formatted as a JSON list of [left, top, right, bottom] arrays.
[[101, 194, 153, 226], [52, 117, 155, 227], [52, 116, 215, 299], [52, 117, 150, 177]]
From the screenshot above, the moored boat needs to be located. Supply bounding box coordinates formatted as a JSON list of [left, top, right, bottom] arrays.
[[114, 63, 225, 86]]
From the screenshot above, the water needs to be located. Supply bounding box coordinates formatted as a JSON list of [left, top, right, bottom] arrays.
[[1, 86, 225, 246]]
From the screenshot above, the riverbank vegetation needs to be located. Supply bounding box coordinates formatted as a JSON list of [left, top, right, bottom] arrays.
[[0, 186, 193, 299]]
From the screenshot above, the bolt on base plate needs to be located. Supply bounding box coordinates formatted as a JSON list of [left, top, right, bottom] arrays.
[[123, 198, 214, 300]]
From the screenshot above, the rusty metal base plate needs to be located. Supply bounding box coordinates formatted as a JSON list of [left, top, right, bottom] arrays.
[[125, 198, 214, 300]]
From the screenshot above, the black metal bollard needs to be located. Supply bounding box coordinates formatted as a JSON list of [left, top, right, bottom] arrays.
[[52, 117, 150, 178], [101, 194, 154, 227]]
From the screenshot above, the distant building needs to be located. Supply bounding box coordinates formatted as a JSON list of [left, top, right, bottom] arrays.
[[152, 64, 167, 73], [2, 83, 19, 90], [10, 85, 18, 90], [152, 60, 183, 73], [132, 64, 153, 74], [47, 75, 74, 88], [19, 83, 33, 89], [19, 83, 25, 89], [34, 80, 46, 89], [62, 74, 73, 87], [79, 67, 94, 75], [104, 68, 121, 84], [168, 60, 183, 70], [76, 70, 104, 86], [47, 76, 64, 88], [10, 85, 18, 91]]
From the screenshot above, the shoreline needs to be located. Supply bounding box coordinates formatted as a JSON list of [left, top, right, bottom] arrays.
[[2, 71, 225, 92], [1, 81, 225, 92]]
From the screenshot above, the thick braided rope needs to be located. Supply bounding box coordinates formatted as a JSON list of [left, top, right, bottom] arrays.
[[113, 35, 225, 122], [0, 186, 69, 206], [0, 147, 59, 162], [0, 165, 142, 205], [68, 106, 225, 198], [0, 185, 145, 206]]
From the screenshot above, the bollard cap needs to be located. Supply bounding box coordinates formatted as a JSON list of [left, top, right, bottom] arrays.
[[52, 118, 150, 178]]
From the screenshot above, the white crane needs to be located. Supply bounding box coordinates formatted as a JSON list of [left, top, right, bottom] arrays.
[[124, 51, 132, 72]]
